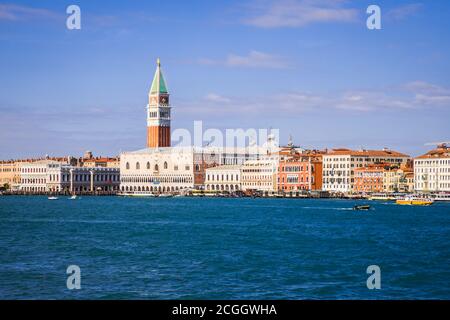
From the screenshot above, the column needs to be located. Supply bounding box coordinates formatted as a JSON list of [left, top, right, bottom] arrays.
[[70, 169, 74, 194], [90, 170, 94, 193]]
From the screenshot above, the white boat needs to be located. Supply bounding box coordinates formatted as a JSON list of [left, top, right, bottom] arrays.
[[368, 193, 396, 201], [431, 193, 450, 202], [48, 196, 58, 200], [158, 193, 173, 198], [117, 192, 157, 197], [69, 195, 78, 200]]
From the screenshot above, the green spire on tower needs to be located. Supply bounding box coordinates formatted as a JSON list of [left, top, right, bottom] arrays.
[[150, 58, 168, 94]]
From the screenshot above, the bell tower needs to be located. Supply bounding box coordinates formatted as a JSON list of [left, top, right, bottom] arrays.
[[147, 58, 171, 148]]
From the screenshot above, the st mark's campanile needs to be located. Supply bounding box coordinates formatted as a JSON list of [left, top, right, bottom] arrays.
[[146, 58, 171, 148]]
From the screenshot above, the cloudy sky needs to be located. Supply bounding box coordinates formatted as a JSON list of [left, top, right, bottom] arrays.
[[0, 0, 449, 158]]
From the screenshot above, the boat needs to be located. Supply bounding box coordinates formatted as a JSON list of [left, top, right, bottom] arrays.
[[368, 193, 396, 201], [117, 192, 156, 197], [353, 205, 371, 211], [396, 196, 434, 206], [431, 193, 450, 202], [158, 193, 173, 198], [48, 196, 58, 200], [68, 195, 78, 200]]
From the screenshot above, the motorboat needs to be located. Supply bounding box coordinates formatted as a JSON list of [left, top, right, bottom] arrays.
[[396, 196, 433, 206], [353, 205, 371, 211]]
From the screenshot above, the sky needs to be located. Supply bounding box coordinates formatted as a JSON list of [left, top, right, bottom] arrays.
[[0, 0, 449, 159]]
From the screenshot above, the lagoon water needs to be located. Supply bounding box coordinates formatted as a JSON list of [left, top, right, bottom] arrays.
[[0, 196, 449, 299]]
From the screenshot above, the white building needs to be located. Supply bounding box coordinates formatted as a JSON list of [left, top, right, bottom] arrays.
[[120, 147, 195, 193], [20, 160, 119, 193], [241, 156, 279, 192], [120, 146, 268, 194], [205, 165, 242, 192], [20, 160, 53, 193], [322, 148, 410, 193], [414, 144, 450, 192]]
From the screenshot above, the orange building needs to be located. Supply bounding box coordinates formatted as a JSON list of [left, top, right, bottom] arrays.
[[354, 164, 386, 193], [278, 152, 323, 192]]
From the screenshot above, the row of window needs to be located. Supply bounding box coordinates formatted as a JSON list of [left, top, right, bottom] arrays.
[[324, 157, 404, 163], [48, 174, 119, 182], [206, 174, 240, 182], [278, 176, 314, 184], [22, 167, 46, 173], [415, 168, 450, 173], [415, 159, 450, 165], [125, 162, 191, 171], [280, 165, 313, 172], [242, 168, 274, 173], [205, 184, 240, 191], [121, 175, 193, 184], [148, 110, 171, 118], [415, 182, 450, 190]]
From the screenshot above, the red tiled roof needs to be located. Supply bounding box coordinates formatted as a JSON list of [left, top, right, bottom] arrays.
[[416, 146, 450, 159], [326, 148, 410, 157]]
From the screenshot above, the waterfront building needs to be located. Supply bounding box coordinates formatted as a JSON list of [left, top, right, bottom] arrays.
[[120, 146, 266, 193], [241, 157, 279, 192], [277, 150, 323, 192], [354, 161, 415, 194], [322, 148, 410, 193], [414, 143, 450, 192], [383, 162, 414, 193], [354, 164, 385, 193], [205, 165, 242, 192], [20, 160, 62, 193], [0, 161, 21, 190], [20, 160, 119, 193]]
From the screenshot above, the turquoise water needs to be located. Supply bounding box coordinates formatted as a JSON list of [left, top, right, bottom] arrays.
[[0, 196, 449, 299]]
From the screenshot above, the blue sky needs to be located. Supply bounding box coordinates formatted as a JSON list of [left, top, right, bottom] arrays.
[[0, 0, 449, 158]]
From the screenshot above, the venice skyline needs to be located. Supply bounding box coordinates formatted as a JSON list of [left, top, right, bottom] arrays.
[[0, 0, 449, 159]]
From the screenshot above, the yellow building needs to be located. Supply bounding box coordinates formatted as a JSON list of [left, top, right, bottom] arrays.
[[383, 165, 414, 193], [82, 157, 120, 168], [0, 161, 21, 190]]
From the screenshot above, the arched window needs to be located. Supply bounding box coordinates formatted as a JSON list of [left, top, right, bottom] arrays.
[[164, 161, 168, 169], [155, 164, 159, 171], [147, 162, 150, 169], [136, 162, 140, 170], [126, 162, 130, 170]]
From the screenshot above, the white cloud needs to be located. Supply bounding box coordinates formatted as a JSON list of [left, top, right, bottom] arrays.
[[199, 51, 288, 69], [177, 81, 450, 118], [0, 4, 60, 21], [404, 81, 450, 95], [204, 93, 231, 103], [403, 81, 450, 107], [243, 0, 358, 28], [386, 3, 422, 21]]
